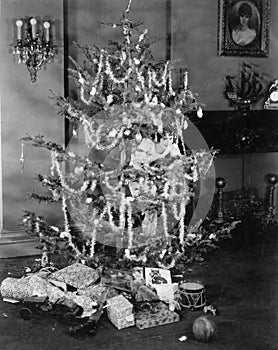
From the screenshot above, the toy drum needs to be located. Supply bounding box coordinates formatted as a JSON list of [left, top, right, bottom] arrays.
[[178, 281, 206, 310]]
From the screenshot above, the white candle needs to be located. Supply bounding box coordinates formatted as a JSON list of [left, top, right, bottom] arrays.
[[30, 18, 37, 39], [43, 22, 50, 42], [184, 71, 188, 90], [16, 20, 23, 40]]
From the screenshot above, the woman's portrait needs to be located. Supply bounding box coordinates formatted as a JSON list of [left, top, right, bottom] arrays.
[[217, 0, 270, 57], [229, 1, 260, 47]]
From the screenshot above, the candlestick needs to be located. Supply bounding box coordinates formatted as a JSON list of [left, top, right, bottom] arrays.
[[266, 173, 278, 219], [16, 20, 23, 40], [214, 177, 226, 224], [43, 22, 50, 42], [30, 18, 37, 39]]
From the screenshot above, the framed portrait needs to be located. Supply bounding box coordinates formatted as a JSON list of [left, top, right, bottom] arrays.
[[217, 0, 271, 57]]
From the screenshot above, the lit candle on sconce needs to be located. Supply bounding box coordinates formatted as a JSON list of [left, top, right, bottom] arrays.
[[16, 20, 23, 40], [43, 22, 50, 42], [184, 70, 188, 90], [30, 18, 37, 39]]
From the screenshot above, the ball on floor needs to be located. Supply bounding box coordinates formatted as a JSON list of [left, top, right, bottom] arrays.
[[192, 315, 217, 342]]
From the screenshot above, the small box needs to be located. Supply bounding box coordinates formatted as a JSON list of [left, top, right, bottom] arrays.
[[107, 310, 135, 330], [106, 294, 133, 319], [135, 302, 180, 330]]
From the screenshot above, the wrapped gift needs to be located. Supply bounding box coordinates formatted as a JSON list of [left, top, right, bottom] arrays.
[[135, 302, 180, 329], [51, 263, 100, 289], [107, 311, 135, 330], [106, 294, 134, 329], [0, 275, 65, 303], [106, 294, 133, 319], [101, 268, 133, 292]]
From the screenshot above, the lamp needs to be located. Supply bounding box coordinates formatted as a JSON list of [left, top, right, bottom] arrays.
[[13, 17, 55, 82]]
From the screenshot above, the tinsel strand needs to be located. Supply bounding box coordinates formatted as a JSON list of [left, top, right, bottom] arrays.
[[20, 141, 25, 173], [126, 200, 134, 252], [161, 201, 168, 238], [61, 194, 82, 258]]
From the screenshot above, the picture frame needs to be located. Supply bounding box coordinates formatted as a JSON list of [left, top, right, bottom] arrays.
[[144, 267, 172, 286], [217, 0, 271, 57]]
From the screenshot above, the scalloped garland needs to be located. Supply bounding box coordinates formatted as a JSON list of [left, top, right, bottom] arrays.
[[104, 173, 124, 192], [52, 152, 91, 194], [105, 55, 133, 84]]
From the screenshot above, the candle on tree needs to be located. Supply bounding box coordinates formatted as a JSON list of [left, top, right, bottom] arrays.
[[43, 22, 50, 42], [16, 20, 23, 40], [30, 18, 37, 39], [184, 71, 188, 90]]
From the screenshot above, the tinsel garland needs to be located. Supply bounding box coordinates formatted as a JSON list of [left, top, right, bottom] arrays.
[[52, 151, 92, 194]]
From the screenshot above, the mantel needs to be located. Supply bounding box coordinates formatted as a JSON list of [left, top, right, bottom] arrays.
[[194, 110, 278, 154]]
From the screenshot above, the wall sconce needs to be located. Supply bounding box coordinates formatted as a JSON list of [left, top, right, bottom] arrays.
[[13, 17, 56, 83]]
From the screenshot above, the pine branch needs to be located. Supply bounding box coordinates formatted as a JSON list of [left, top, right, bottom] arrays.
[[21, 134, 65, 154], [33, 174, 61, 191], [68, 55, 82, 71], [28, 192, 56, 203]]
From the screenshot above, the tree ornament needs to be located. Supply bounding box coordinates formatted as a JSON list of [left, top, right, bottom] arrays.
[[90, 86, 97, 96], [107, 94, 113, 104], [184, 71, 188, 90], [41, 246, 49, 267], [135, 132, 142, 143], [197, 106, 203, 118]]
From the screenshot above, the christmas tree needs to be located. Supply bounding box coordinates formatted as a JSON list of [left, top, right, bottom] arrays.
[[22, 1, 227, 269]]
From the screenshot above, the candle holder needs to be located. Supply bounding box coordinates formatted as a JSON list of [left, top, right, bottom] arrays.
[[214, 177, 226, 224], [265, 173, 278, 220], [13, 18, 56, 82], [224, 63, 267, 190]]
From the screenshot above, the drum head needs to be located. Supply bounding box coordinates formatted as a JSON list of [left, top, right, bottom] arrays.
[[181, 281, 204, 292]]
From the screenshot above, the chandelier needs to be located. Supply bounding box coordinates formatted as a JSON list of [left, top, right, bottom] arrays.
[[13, 18, 56, 82]]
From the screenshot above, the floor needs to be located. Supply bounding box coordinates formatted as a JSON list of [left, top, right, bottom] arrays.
[[0, 220, 277, 350]]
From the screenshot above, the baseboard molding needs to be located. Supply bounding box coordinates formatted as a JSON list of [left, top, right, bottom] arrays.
[[0, 229, 40, 258]]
